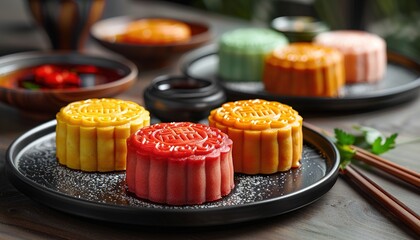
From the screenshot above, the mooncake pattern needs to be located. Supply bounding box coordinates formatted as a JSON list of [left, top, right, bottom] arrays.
[[209, 99, 303, 174], [263, 43, 345, 97], [126, 122, 234, 205], [56, 98, 150, 172]]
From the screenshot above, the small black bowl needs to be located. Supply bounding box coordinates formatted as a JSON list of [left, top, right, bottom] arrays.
[[271, 16, 329, 42], [143, 75, 226, 122]]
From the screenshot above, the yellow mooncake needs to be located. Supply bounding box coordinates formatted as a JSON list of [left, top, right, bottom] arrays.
[[55, 98, 150, 172], [208, 99, 303, 174]]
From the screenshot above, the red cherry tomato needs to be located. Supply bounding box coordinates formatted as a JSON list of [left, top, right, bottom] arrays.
[[44, 72, 65, 87], [75, 65, 98, 74], [31, 65, 82, 89], [62, 71, 81, 86], [34, 65, 57, 84]]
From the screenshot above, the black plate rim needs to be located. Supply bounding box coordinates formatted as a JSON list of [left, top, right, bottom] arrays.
[[180, 44, 420, 112], [6, 120, 339, 227]]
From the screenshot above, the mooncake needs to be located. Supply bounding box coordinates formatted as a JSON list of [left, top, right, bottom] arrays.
[[126, 122, 234, 205], [208, 99, 303, 174], [116, 18, 191, 44], [218, 28, 288, 82], [314, 30, 386, 83], [263, 43, 345, 97], [55, 98, 150, 172]]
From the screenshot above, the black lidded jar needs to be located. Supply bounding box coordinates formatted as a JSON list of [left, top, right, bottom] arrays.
[[143, 75, 226, 122]]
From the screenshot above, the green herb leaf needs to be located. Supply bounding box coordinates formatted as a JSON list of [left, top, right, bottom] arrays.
[[334, 128, 355, 145], [22, 81, 40, 90], [336, 144, 355, 170], [354, 126, 385, 145], [371, 133, 398, 155], [334, 128, 356, 170], [333, 126, 398, 170]]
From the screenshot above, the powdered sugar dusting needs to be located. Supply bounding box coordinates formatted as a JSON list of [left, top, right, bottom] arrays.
[[15, 133, 329, 210]]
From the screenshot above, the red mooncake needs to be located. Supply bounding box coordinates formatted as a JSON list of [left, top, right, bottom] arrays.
[[126, 122, 234, 205]]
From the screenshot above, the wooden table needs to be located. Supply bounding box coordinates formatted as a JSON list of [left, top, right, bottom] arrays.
[[0, 1, 419, 239]]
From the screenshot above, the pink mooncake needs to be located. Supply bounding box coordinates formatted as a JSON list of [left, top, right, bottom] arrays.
[[314, 30, 386, 83]]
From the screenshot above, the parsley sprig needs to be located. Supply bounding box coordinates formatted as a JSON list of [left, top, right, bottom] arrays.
[[334, 126, 398, 170]]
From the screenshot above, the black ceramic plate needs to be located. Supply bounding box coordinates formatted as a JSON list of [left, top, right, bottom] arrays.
[[181, 44, 420, 113], [6, 120, 339, 227]]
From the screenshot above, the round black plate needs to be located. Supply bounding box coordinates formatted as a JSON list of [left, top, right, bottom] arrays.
[[6, 120, 339, 227], [181, 44, 420, 113]]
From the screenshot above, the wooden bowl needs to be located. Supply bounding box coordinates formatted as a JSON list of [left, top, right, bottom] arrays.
[[90, 16, 212, 68], [0, 51, 137, 116]]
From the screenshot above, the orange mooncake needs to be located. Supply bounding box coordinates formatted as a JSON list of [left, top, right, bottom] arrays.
[[314, 30, 386, 83], [208, 99, 303, 174], [116, 18, 191, 44], [55, 98, 150, 172], [263, 43, 345, 97]]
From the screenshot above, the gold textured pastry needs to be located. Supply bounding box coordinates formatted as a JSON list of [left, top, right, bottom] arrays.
[[116, 18, 191, 44], [208, 99, 303, 174], [55, 98, 150, 172], [263, 43, 345, 97]]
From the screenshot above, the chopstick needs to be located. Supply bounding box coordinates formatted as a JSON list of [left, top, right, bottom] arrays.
[[352, 146, 420, 188], [304, 122, 420, 234], [304, 122, 420, 187], [343, 165, 420, 235]]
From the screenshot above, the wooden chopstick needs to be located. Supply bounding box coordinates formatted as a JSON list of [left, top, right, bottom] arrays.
[[343, 165, 420, 235], [352, 146, 420, 187], [304, 122, 420, 234], [304, 122, 420, 187]]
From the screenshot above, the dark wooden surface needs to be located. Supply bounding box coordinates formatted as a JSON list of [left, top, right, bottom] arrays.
[[1, 1, 419, 239]]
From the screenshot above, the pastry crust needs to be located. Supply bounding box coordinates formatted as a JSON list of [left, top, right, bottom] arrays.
[[263, 43, 345, 97], [126, 122, 234, 205], [55, 98, 150, 172], [218, 28, 288, 82], [314, 30, 386, 83], [116, 18, 191, 44], [209, 99, 303, 174]]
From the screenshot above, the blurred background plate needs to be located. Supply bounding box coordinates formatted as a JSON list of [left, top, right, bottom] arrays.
[[91, 16, 211, 69], [6, 120, 339, 227], [181, 44, 420, 114]]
